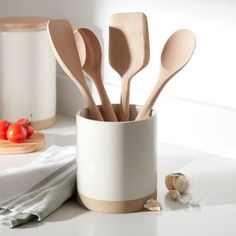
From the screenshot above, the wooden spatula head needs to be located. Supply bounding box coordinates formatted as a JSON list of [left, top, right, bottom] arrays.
[[47, 19, 84, 84], [48, 19, 104, 121], [74, 29, 87, 67], [109, 12, 150, 80]]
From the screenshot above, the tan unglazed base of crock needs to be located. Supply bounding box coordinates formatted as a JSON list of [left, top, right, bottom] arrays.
[[77, 191, 157, 213], [32, 116, 56, 130]]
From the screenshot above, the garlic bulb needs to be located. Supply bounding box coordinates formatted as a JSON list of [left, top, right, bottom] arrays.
[[165, 172, 191, 194], [165, 173, 199, 205]]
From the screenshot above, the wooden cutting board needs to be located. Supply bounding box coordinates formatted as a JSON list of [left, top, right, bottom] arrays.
[[0, 131, 45, 155]]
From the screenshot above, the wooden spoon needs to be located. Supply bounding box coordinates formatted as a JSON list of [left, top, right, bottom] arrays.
[[109, 12, 150, 121], [74, 28, 117, 121], [135, 29, 196, 121], [47, 19, 103, 121]]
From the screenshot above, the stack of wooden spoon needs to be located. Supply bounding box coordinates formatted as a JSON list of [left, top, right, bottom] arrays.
[[47, 12, 196, 122]]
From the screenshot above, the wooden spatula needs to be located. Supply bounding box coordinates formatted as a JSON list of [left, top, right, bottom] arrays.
[[109, 12, 150, 121], [47, 19, 103, 121]]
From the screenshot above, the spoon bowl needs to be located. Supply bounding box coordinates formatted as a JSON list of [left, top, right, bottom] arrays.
[[161, 29, 196, 73], [136, 29, 196, 121], [74, 28, 117, 121]]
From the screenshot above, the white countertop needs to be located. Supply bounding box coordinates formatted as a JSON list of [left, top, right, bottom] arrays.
[[1, 115, 236, 236]]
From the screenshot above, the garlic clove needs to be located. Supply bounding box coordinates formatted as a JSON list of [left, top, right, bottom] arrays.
[[167, 190, 181, 201], [165, 174, 175, 190], [167, 190, 200, 205], [165, 173, 185, 190], [144, 199, 163, 212]]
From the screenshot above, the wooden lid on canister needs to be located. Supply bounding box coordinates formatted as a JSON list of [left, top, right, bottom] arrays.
[[0, 16, 50, 30]]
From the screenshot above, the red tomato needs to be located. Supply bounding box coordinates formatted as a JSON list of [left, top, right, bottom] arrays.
[[7, 124, 27, 143], [0, 120, 10, 140], [16, 118, 31, 126], [16, 117, 34, 138], [24, 124, 34, 138]]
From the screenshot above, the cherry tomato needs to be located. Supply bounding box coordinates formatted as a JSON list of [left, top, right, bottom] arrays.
[[16, 118, 31, 126], [24, 124, 34, 138], [7, 124, 27, 143], [0, 120, 10, 140], [16, 117, 34, 138]]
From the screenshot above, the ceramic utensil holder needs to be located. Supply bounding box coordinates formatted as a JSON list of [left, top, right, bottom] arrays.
[[76, 104, 157, 213], [0, 17, 56, 129]]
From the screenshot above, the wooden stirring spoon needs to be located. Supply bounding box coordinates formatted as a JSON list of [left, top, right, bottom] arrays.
[[109, 12, 150, 121], [136, 29, 196, 121], [74, 28, 117, 121], [47, 20, 103, 121]]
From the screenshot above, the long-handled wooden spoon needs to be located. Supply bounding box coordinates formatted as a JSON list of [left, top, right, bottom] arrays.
[[47, 19, 103, 121], [109, 12, 150, 121], [135, 29, 196, 121], [74, 28, 117, 121]]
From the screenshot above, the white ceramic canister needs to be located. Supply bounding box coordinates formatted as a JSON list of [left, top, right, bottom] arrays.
[[0, 17, 56, 129], [76, 104, 157, 213]]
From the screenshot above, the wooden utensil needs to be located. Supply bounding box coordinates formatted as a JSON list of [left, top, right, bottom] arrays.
[[47, 19, 103, 121], [74, 28, 117, 121], [0, 132, 44, 154], [135, 29, 196, 121], [109, 12, 150, 121]]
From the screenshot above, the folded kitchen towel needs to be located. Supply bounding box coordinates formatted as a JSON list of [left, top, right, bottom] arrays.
[[0, 145, 76, 228]]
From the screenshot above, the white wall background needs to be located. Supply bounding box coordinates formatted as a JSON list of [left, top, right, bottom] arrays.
[[1, 0, 236, 158]]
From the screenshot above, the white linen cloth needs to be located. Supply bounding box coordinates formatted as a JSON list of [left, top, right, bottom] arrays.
[[0, 145, 76, 227]]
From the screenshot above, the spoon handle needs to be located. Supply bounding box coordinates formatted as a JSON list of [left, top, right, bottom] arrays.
[[86, 91, 104, 121], [120, 79, 130, 121], [135, 71, 170, 121], [92, 74, 118, 121], [73, 77, 104, 121]]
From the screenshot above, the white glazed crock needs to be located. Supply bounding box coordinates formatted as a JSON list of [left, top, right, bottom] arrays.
[[76, 104, 157, 213], [0, 17, 56, 129]]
